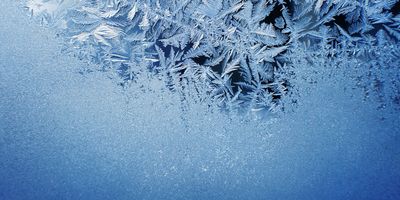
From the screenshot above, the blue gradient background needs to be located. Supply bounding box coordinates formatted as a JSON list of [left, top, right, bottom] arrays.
[[1, 1, 399, 200]]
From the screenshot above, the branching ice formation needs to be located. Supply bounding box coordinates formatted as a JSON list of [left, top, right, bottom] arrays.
[[23, 0, 400, 114]]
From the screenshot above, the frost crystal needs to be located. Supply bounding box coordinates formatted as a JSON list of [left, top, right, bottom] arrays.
[[23, 0, 400, 114]]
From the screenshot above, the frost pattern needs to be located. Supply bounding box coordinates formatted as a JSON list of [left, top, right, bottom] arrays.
[[23, 0, 400, 114]]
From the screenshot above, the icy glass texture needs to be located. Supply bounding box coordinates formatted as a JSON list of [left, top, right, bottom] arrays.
[[0, 1, 399, 200]]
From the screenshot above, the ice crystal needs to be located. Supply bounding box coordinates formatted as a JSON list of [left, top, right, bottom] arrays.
[[22, 0, 400, 114]]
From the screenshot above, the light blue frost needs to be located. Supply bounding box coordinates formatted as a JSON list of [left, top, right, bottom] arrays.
[[22, 0, 400, 114], [0, 0, 399, 200]]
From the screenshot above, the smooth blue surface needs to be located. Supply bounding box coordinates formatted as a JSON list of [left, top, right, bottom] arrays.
[[1, 1, 399, 200]]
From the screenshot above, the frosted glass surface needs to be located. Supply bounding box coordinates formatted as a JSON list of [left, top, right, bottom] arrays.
[[1, 1, 399, 200]]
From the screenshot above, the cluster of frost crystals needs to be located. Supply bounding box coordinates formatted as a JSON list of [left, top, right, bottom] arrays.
[[23, 0, 400, 114]]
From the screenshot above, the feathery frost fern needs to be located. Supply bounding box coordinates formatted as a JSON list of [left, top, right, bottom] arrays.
[[23, 0, 400, 114]]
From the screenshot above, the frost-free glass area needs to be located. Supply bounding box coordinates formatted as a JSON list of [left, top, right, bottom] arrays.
[[1, 1, 399, 200]]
